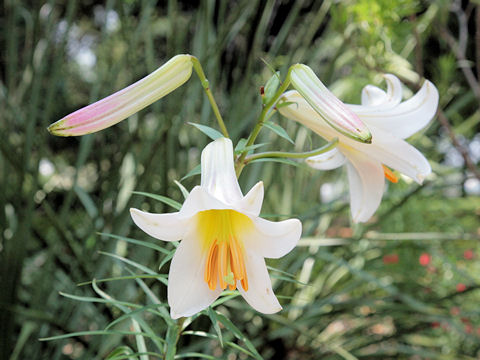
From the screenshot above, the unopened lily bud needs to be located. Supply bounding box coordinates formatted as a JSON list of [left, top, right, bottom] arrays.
[[48, 54, 193, 136], [290, 64, 372, 143]]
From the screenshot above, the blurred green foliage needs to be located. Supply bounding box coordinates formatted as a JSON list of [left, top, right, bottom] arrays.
[[1, 0, 479, 359]]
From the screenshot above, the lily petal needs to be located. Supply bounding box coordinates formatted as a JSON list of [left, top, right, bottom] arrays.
[[237, 251, 282, 314], [349, 80, 439, 139], [178, 186, 233, 218], [168, 230, 222, 319], [362, 126, 431, 183], [290, 64, 372, 143], [238, 181, 264, 216], [341, 146, 385, 223], [305, 147, 346, 170], [48, 54, 193, 136], [201, 138, 244, 205], [245, 217, 302, 259], [360, 85, 388, 107], [129, 208, 186, 241], [357, 74, 403, 109]]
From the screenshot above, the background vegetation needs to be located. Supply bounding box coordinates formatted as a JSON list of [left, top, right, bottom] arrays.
[[1, 0, 479, 359]]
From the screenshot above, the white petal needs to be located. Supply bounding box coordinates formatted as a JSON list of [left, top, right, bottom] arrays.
[[178, 186, 232, 218], [168, 230, 222, 319], [352, 80, 439, 139], [238, 181, 264, 216], [348, 74, 403, 112], [361, 85, 388, 106], [383, 74, 403, 106], [201, 138, 243, 205], [130, 208, 186, 241], [237, 251, 282, 314], [361, 126, 431, 183], [305, 147, 346, 170], [341, 146, 385, 223], [244, 217, 301, 259]]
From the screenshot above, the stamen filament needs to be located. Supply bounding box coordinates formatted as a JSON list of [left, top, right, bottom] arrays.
[[199, 210, 251, 292], [383, 165, 399, 183]]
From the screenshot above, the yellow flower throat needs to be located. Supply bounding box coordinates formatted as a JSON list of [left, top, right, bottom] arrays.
[[197, 209, 252, 291]]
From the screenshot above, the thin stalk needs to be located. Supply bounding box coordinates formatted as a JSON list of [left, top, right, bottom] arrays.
[[191, 57, 229, 138], [245, 138, 338, 162], [164, 317, 186, 360], [235, 67, 293, 176]]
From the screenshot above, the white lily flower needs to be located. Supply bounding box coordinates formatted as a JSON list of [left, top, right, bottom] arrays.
[[279, 75, 439, 223], [130, 138, 302, 318]]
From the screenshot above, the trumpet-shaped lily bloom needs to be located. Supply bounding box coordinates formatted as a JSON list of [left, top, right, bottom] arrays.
[[130, 138, 302, 318], [279, 74, 438, 222], [48, 54, 193, 136]]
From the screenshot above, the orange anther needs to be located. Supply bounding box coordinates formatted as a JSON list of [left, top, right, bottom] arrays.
[[382, 165, 398, 183]]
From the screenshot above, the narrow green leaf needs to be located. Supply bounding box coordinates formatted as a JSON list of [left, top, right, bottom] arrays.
[[207, 307, 223, 347], [175, 353, 217, 359], [78, 274, 167, 287], [74, 185, 98, 218], [98, 232, 172, 255], [106, 346, 134, 359], [173, 180, 190, 199], [263, 121, 294, 144], [188, 122, 223, 140], [215, 313, 263, 360], [158, 252, 174, 271], [270, 274, 308, 286], [98, 251, 158, 276], [105, 305, 167, 330], [59, 291, 142, 308], [181, 164, 201, 181], [132, 191, 182, 210], [234, 139, 268, 155], [108, 351, 163, 360], [39, 330, 165, 343], [249, 157, 300, 167]]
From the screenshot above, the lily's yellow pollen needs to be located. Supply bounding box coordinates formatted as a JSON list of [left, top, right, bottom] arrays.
[[382, 165, 399, 183], [197, 209, 252, 291]]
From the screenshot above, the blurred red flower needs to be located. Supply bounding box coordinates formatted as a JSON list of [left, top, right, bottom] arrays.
[[419, 253, 431, 266], [463, 249, 474, 260], [456, 283, 467, 292], [383, 254, 399, 264]]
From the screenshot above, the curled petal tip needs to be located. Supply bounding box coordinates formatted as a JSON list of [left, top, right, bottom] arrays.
[[290, 64, 372, 144]]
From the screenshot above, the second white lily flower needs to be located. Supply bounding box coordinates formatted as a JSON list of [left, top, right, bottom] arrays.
[[280, 74, 439, 222], [130, 138, 302, 318]]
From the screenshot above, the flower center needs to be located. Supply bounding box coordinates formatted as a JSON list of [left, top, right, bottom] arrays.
[[197, 209, 252, 291], [382, 165, 398, 183]]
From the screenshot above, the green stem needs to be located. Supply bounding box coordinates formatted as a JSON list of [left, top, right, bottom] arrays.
[[235, 67, 294, 176], [164, 317, 186, 360], [245, 138, 338, 163], [191, 57, 229, 138]]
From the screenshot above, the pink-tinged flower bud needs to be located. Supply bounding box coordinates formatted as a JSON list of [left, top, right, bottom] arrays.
[[290, 64, 372, 143], [48, 54, 193, 136]]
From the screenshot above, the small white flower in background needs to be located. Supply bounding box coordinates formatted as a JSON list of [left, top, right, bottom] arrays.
[[130, 138, 302, 318], [280, 74, 439, 223]]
